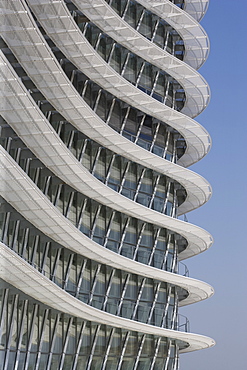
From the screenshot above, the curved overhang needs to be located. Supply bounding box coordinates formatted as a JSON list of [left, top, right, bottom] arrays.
[[40, 0, 212, 118], [0, 0, 211, 166], [0, 51, 212, 219], [135, 0, 210, 69], [0, 148, 214, 306], [0, 244, 215, 353], [27, 0, 209, 119], [183, 0, 209, 22], [0, 0, 214, 361], [0, 146, 213, 264]]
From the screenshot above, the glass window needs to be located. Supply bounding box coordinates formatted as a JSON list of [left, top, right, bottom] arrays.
[[94, 326, 106, 356], [124, 332, 138, 357], [124, 54, 138, 85], [125, 276, 137, 299], [138, 63, 153, 92], [124, 219, 137, 245], [138, 11, 152, 39], [94, 267, 106, 296]]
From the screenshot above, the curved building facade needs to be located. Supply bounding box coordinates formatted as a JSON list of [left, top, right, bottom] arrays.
[[0, 0, 214, 369]]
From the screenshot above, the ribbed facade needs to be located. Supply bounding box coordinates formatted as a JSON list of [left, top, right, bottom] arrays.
[[0, 0, 214, 369]]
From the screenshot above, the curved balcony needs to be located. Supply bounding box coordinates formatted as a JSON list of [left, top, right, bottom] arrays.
[[0, 146, 214, 306], [0, 0, 211, 167], [0, 243, 215, 353], [183, 0, 209, 21], [70, 0, 210, 117], [0, 0, 214, 368], [0, 50, 212, 218]]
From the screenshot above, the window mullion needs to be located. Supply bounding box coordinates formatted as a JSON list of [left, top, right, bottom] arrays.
[[65, 191, 75, 218], [105, 97, 116, 126], [161, 233, 171, 269], [2, 212, 10, 245], [67, 129, 75, 151], [116, 273, 130, 315], [147, 282, 161, 324], [172, 135, 177, 163], [136, 10, 145, 32], [51, 248, 62, 283], [46, 314, 61, 370], [21, 228, 29, 261], [164, 29, 170, 51], [90, 205, 102, 239], [164, 80, 170, 107], [131, 277, 146, 320], [135, 61, 145, 87], [15, 147, 21, 166], [103, 211, 116, 247], [78, 138, 89, 163], [4, 293, 18, 367], [116, 331, 130, 370], [34, 167, 41, 186], [43, 175, 51, 197], [162, 180, 171, 214], [134, 113, 145, 144], [88, 264, 101, 305], [86, 324, 101, 369], [133, 334, 146, 370], [81, 78, 89, 98], [71, 321, 87, 370], [77, 198, 88, 230], [171, 292, 178, 330], [120, 52, 130, 77], [119, 161, 130, 193], [150, 71, 160, 96], [5, 136, 12, 153], [161, 286, 172, 328], [93, 89, 102, 113], [118, 217, 130, 254], [15, 300, 29, 370], [164, 339, 172, 370], [101, 328, 115, 370], [148, 174, 161, 209], [119, 105, 131, 135], [148, 227, 161, 266], [23, 304, 38, 370], [133, 168, 146, 202], [105, 153, 116, 184], [40, 241, 50, 275], [149, 121, 160, 151], [122, 0, 130, 19], [11, 219, 20, 252], [75, 259, 87, 298], [33, 308, 49, 370], [150, 337, 162, 370], [102, 269, 116, 311], [107, 41, 116, 66], [91, 146, 102, 176], [30, 234, 39, 266], [94, 31, 103, 52], [63, 253, 74, 290], [70, 68, 76, 85], [58, 317, 73, 370], [133, 222, 146, 260], [151, 19, 160, 42], [53, 184, 63, 207]]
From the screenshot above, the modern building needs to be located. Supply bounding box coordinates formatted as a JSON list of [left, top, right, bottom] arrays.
[[0, 0, 214, 369]]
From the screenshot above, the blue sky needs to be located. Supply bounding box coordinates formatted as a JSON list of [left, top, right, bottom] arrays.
[[180, 1, 247, 369]]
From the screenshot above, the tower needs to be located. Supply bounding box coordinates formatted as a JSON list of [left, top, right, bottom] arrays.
[[0, 1, 214, 369]]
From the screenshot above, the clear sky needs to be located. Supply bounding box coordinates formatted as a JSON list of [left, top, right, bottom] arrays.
[[180, 1, 247, 369]]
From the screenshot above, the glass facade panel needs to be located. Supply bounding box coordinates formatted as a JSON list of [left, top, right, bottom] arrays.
[[0, 284, 187, 369]]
